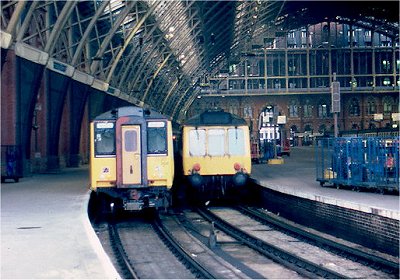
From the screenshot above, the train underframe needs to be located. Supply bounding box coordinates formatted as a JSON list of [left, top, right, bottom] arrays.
[[186, 173, 249, 202], [94, 187, 170, 212]]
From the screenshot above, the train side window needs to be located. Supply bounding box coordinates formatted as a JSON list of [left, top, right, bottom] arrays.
[[189, 129, 206, 156], [147, 122, 167, 155], [208, 129, 225, 156], [94, 122, 115, 156], [228, 128, 245, 155]]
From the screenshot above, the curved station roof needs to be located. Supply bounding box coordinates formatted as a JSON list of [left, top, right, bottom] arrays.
[[1, 0, 398, 122]]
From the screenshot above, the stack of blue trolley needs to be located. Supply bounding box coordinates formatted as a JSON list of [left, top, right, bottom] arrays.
[[316, 137, 399, 193]]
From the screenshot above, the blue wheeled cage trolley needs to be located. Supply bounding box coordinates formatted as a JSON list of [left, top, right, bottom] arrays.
[[316, 137, 399, 193]]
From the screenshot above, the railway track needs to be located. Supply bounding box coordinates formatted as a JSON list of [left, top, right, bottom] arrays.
[[106, 217, 197, 279], [197, 206, 398, 279], [94, 206, 398, 279], [151, 215, 217, 278], [108, 222, 139, 279], [238, 206, 399, 277], [106, 213, 244, 279]]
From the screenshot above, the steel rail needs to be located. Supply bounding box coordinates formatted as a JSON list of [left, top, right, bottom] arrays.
[[196, 207, 348, 279], [238, 206, 399, 277], [108, 223, 139, 279], [152, 215, 217, 279]]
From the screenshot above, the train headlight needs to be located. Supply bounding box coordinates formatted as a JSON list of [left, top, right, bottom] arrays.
[[234, 162, 241, 171]]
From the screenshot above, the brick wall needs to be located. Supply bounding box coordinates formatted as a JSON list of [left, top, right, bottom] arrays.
[[250, 184, 399, 256], [1, 50, 17, 145]]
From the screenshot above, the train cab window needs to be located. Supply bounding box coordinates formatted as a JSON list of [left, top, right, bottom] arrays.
[[228, 128, 245, 155], [147, 121, 168, 155], [94, 122, 115, 156], [208, 129, 225, 156], [189, 129, 206, 156]]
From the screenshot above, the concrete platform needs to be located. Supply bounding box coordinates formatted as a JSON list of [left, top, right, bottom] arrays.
[[1, 166, 120, 279], [251, 146, 399, 220]]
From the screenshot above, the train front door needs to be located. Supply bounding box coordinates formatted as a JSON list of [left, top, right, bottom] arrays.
[[121, 125, 142, 185]]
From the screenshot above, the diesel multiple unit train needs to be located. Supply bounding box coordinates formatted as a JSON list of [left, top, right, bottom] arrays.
[[182, 109, 252, 199], [90, 107, 174, 211], [89, 106, 252, 211]]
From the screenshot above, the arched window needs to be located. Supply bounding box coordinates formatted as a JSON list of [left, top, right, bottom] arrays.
[[288, 100, 298, 117], [207, 101, 220, 109], [366, 97, 377, 115], [304, 124, 312, 132], [303, 99, 313, 118], [349, 98, 360, 116], [318, 100, 329, 118], [243, 105, 253, 118], [318, 124, 326, 134], [229, 101, 239, 115], [330, 124, 340, 131], [382, 96, 394, 116]]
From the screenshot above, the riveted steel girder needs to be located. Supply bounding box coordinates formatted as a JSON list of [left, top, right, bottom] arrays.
[[71, 1, 109, 66], [1, 0, 398, 123], [90, 0, 137, 75]]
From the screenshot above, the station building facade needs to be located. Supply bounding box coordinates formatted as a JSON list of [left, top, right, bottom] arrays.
[[187, 22, 399, 144]]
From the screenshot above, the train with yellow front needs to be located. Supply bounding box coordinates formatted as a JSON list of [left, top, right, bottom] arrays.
[[89, 106, 174, 212], [181, 109, 251, 200]]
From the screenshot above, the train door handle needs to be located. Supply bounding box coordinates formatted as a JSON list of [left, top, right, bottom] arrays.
[[130, 165, 133, 174]]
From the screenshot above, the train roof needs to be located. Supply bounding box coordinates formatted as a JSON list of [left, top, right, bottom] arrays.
[[183, 109, 247, 126], [93, 106, 168, 121]]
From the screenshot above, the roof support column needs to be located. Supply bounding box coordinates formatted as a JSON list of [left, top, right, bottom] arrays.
[[68, 81, 90, 167], [16, 57, 45, 176], [45, 70, 71, 171], [349, 25, 355, 90], [306, 27, 310, 90], [371, 29, 376, 88]]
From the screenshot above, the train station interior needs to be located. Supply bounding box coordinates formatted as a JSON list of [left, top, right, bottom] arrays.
[[1, 0, 399, 173], [1, 1, 399, 279]]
